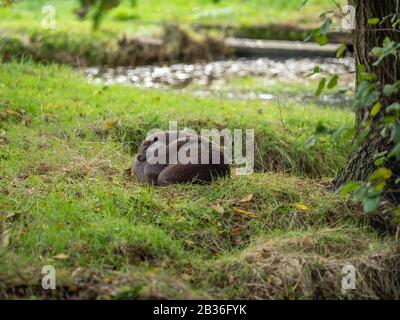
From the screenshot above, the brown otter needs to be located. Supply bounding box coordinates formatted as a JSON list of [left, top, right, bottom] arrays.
[[132, 131, 230, 185]]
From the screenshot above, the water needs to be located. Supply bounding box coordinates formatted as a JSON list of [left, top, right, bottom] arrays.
[[83, 57, 356, 106]]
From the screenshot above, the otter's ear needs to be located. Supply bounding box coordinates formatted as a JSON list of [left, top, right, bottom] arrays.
[[137, 154, 144, 161]]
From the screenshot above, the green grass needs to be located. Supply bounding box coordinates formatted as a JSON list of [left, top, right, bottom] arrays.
[[1, 0, 341, 31], [107, 0, 342, 28], [0, 61, 352, 176], [1, 61, 399, 299], [0, 0, 346, 66]]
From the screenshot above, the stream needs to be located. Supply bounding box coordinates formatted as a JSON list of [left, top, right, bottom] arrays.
[[83, 57, 356, 107]]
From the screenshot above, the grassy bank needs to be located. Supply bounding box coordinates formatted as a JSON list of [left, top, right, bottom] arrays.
[[0, 61, 351, 176], [0, 61, 399, 299], [0, 0, 344, 66]]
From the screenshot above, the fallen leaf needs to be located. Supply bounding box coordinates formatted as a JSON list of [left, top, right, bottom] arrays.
[[181, 274, 191, 282], [68, 284, 78, 293], [54, 253, 69, 260], [240, 194, 253, 203], [71, 267, 83, 278], [103, 277, 113, 284], [212, 204, 224, 214], [233, 208, 256, 218], [145, 267, 157, 275], [5, 109, 21, 118], [295, 203, 309, 212], [231, 226, 241, 234], [184, 240, 195, 246], [6, 212, 14, 219], [105, 120, 118, 128]]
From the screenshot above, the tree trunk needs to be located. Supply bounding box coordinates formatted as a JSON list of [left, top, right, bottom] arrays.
[[333, 0, 400, 204]]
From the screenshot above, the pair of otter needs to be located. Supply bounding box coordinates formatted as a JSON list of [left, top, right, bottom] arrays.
[[131, 131, 230, 186]]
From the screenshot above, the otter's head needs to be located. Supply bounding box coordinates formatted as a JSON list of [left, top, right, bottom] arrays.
[[136, 135, 160, 162]]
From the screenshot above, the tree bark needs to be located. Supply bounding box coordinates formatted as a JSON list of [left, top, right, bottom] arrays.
[[333, 0, 400, 204]]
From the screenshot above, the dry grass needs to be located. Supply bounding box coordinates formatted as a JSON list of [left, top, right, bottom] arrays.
[[196, 228, 400, 299]]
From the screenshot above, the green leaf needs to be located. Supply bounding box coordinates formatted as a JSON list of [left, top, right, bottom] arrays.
[[315, 77, 326, 96], [336, 43, 346, 58], [311, 28, 329, 46], [306, 66, 321, 77], [316, 34, 329, 46], [339, 181, 361, 196], [374, 157, 386, 166], [372, 37, 400, 66], [363, 197, 380, 213], [358, 72, 377, 82], [319, 18, 332, 35], [368, 18, 380, 25], [387, 102, 400, 112], [392, 18, 400, 28], [369, 168, 393, 181], [354, 81, 379, 109], [370, 102, 381, 117], [353, 186, 369, 202], [388, 144, 400, 160], [383, 83, 399, 97], [371, 47, 384, 57], [383, 36, 392, 47], [391, 124, 400, 144], [367, 188, 382, 198], [374, 182, 386, 193], [327, 75, 338, 89], [383, 115, 397, 124]]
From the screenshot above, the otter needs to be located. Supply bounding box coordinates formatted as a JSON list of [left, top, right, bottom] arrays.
[[132, 131, 230, 185]]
